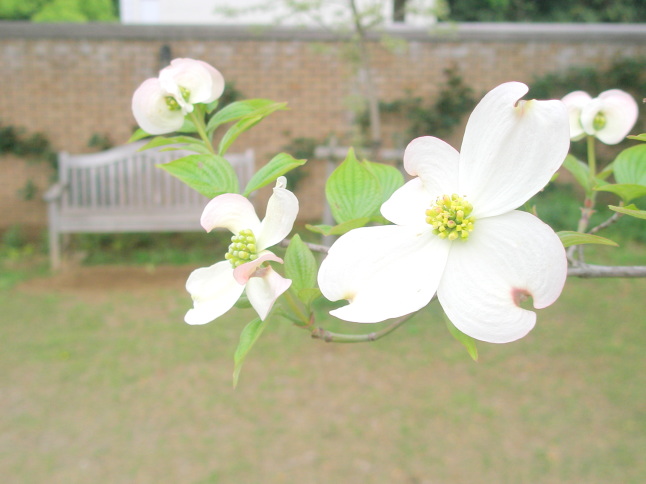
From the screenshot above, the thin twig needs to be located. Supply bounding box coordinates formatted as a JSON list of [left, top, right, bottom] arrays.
[[588, 211, 624, 235], [310, 313, 415, 343]]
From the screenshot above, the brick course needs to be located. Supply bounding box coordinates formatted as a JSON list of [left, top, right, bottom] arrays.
[[1, 22, 645, 230]]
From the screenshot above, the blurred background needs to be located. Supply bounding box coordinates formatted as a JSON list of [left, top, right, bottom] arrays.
[[1, 1, 646, 482]]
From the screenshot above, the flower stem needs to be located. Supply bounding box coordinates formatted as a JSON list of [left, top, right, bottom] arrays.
[[282, 288, 310, 326], [189, 107, 215, 154], [569, 135, 599, 262]]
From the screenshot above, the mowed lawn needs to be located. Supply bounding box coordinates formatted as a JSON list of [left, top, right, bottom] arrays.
[[1, 253, 646, 484]]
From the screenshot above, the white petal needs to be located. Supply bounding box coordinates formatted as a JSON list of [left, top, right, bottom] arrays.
[[256, 177, 299, 250], [561, 91, 591, 140], [318, 225, 450, 323], [200, 193, 261, 234], [459, 82, 570, 218], [381, 178, 434, 228], [159, 58, 224, 110], [131, 78, 185, 135], [184, 261, 244, 325], [245, 266, 292, 320], [437, 210, 567, 343], [403, 136, 459, 194], [581, 89, 638, 145], [232, 252, 283, 285]]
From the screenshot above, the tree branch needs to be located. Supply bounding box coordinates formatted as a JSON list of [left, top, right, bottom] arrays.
[[567, 264, 646, 278]]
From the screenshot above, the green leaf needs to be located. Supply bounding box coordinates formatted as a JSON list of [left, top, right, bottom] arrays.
[[205, 99, 219, 114], [178, 117, 197, 134], [364, 160, 405, 215], [562, 154, 592, 194], [298, 288, 322, 307], [157, 154, 239, 198], [613, 144, 646, 186], [609, 204, 646, 220], [627, 133, 646, 142], [305, 217, 373, 236], [444, 315, 478, 362], [128, 128, 151, 143], [218, 115, 264, 155], [139, 135, 202, 151], [243, 152, 307, 196], [556, 231, 619, 248], [284, 234, 318, 295], [233, 317, 271, 388], [597, 161, 615, 181], [326, 148, 382, 224], [159, 143, 213, 155], [206, 99, 287, 134], [596, 184, 646, 203]]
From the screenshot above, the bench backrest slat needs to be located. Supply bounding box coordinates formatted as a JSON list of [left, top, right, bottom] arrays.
[[58, 142, 255, 211]]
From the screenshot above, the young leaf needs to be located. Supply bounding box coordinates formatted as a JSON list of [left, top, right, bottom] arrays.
[[233, 317, 271, 388], [298, 288, 322, 307], [609, 204, 646, 220], [562, 154, 592, 194], [206, 99, 287, 134], [128, 128, 151, 143], [178, 117, 197, 134], [218, 115, 264, 155], [444, 314, 478, 362], [364, 161, 404, 213], [627, 133, 646, 142], [326, 148, 382, 224], [596, 184, 646, 203], [139, 135, 202, 152], [556, 231, 619, 248], [243, 152, 307, 196], [613, 144, 646, 186], [159, 143, 212, 155], [284, 234, 318, 294], [157, 154, 239, 198]]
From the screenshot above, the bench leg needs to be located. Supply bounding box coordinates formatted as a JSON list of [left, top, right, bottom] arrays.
[[47, 204, 61, 270]]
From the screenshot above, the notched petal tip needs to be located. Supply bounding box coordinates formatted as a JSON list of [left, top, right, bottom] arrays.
[[232, 252, 284, 285]]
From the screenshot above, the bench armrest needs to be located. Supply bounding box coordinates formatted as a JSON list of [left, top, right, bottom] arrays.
[[43, 182, 67, 203]]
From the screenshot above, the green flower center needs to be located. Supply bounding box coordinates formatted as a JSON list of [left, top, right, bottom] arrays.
[[593, 112, 606, 131], [179, 86, 191, 103], [225, 229, 259, 268], [426, 194, 475, 241], [165, 96, 181, 111]]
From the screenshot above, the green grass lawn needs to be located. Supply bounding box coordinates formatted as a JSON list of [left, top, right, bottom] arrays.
[[1, 244, 646, 483]]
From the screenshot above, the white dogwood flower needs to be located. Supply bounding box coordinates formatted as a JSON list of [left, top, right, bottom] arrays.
[[131, 58, 225, 135], [317, 82, 570, 343], [562, 89, 638, 145], [185, 177, 298, 325], [159, 58, 225, 113], [131, 77, 185, 135]]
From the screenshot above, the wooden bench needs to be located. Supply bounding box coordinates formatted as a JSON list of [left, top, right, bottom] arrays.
[[43, 141, 254, 268]]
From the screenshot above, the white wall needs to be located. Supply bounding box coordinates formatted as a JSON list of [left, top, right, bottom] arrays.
[[119, 0, 437, 26]]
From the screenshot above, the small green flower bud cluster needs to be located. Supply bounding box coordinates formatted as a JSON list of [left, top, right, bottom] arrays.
[[179, 86, 191, 103], [165, 96, 181, 111], [593, 112, 607, 131], [426, 194, 475, 241], [225, 229, 258, 268]]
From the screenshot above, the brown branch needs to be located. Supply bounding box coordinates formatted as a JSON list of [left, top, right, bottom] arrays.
[[568, 264, 646, 278]]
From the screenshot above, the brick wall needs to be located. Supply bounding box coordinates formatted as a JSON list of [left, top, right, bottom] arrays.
[[1, 22, 645, 230]]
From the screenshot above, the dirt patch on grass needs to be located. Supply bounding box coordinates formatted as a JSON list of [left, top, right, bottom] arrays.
[[17, 264, 194, 294]]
